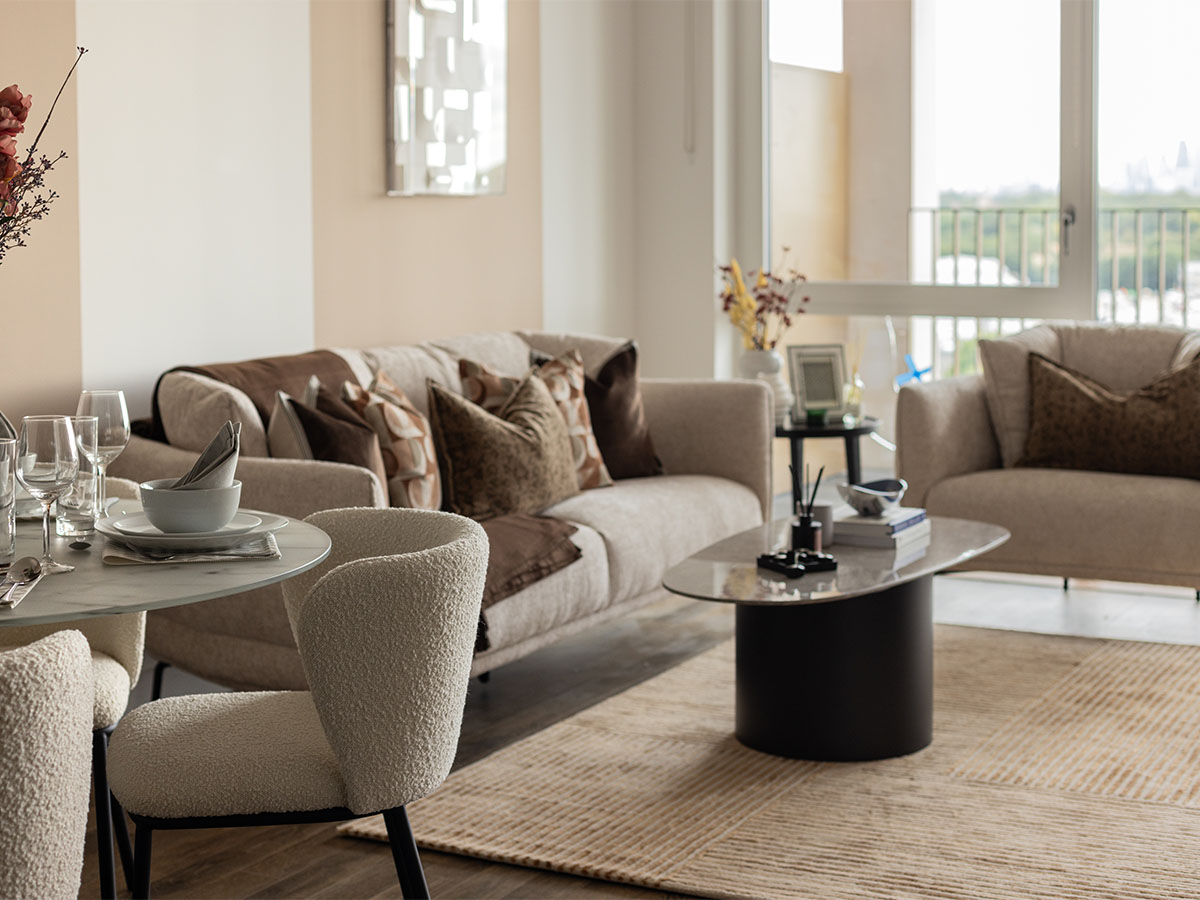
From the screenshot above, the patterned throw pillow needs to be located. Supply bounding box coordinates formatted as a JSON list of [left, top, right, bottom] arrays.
[[343, 372, 441, 510], [457, 352, 613, 490], [428, 376, 580, 519]]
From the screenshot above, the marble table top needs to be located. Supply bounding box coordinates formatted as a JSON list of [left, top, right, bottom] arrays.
[[663, 516, 1009, 607], [0, 499, 331, 627]]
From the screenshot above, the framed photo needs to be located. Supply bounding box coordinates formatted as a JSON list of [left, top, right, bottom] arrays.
[[787, 344, 847, 417]]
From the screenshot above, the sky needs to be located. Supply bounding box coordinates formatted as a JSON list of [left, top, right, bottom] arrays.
[[769, 0, 1200, 197]]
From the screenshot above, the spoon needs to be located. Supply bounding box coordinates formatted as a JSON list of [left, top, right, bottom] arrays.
[[0, 557, 42, 606]]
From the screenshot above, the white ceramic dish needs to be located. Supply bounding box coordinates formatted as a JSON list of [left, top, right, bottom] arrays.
[[139, 479, 241, 533], [113, 511, 263, 538], [97, 509, 288, 552]]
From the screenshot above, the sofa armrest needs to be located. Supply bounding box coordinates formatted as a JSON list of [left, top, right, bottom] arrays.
[[896, 374, 1000, 507], [109, 435, 387, 517], [640, 378, 772, 519]]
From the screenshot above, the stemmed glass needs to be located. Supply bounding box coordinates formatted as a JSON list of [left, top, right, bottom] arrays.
[[16, 416, 79, 575], [76, 390, 130, 519]]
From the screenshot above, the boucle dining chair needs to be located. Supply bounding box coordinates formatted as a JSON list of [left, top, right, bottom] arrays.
[[0, 475, 145, 899], [0, 631, 95, 900], [107, 507, 489, 899]]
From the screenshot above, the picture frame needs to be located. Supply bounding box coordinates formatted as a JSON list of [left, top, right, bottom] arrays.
[[787, 344, 847, 418]]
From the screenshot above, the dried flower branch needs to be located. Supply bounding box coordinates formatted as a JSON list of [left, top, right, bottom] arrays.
[[0, 46, 87, 266], [717, 247, 810, 350]]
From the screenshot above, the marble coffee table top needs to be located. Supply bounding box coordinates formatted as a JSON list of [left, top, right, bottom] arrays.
[[663, 516, 1009, 606], [0, 499, 331, 627]]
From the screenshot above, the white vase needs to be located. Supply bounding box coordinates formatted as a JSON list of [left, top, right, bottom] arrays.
[[739, 349, 793, 426]]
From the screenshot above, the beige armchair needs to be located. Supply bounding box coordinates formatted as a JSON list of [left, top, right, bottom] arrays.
[[108, 508, 488, 899], [0, 631, 95, 900]]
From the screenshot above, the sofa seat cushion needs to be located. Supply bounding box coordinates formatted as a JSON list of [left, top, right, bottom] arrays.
[[109, 691, 345, 819], [483, 524, 610, 651], [927, 468, 1200, 582], [545, 474, 762, 604]]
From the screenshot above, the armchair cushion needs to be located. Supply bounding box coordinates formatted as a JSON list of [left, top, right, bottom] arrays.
[[978, 325, 1059, 467]]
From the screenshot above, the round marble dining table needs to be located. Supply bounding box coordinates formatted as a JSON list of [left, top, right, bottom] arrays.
[[0, 498, 331, 627]]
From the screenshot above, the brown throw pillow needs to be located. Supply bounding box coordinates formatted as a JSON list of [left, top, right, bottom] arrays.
[[1019, 352, 1200, 478], [458, 353, 614, 490], [584, 341, 663, 479], [343, 372, 442, 510], [289, 386, 390, 489], [428, 375, 580, 519]]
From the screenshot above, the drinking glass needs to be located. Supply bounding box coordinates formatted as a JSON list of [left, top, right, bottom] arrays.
[[0, 438, 16, 567], [57, 415, 99, 537], [16, 416, 79, 575], [76, 390, 130, 519]]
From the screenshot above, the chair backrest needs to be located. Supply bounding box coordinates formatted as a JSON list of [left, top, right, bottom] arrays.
[[283, 508, 488, 815], [1, 613, 145, 691], [0, 631, 94, 900]]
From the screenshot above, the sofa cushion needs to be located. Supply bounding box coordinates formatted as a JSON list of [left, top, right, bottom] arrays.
[[978, 325, 1059, 468], [362, 344, 460, 418], [518, 330, 628, 377], [926, 468, 1200, 582], [158, 372, 269, 458], [582, 341, 663, 480], [1020, 353, 1200, 479], [1055, 324, 1187, 392], [428, 377, 579, 520], [545, 474, 762, 604], [483, 524, 610, 652], [430, 332, 531, 377], [288, 386, 389, 490]]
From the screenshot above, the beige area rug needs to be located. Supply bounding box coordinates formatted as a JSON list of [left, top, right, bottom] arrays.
[[340, 627, 1200, 898]]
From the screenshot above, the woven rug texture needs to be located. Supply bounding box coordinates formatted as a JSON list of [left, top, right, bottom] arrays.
[[340, 626, 1200, 899]]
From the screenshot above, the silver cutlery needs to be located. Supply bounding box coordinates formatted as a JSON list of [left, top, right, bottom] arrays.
[[0, 556, 42, 607]]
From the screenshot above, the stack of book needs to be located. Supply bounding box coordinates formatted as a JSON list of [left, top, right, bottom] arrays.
[[834, 507, 930, 553]]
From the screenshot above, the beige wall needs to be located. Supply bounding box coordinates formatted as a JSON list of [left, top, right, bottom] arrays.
[[0, 0, 82, 421], [310, 0, 543, 349]]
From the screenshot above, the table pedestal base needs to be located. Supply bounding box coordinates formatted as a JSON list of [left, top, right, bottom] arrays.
[[735, 576, 933, 761]]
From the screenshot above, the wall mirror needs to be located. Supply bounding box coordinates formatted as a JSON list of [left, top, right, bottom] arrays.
[[386, 0, 507, 196]]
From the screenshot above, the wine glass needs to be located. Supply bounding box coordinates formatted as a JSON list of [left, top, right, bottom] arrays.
[[76, 390, 130, 518], [16, 416, 79, 575]]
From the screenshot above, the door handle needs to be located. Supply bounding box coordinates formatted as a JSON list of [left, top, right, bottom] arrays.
[[1062, 206, 1077, 256]]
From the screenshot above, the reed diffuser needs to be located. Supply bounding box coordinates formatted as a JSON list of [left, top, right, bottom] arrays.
[[791, 463, 825, 552]]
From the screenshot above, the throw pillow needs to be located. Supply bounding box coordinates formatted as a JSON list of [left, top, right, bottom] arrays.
[[978, 325, 1061, 468], [428, 375, 579, 519], [283, 385, 390, 489], [583, 341, 663, 479], [459, 353, 614, 490], [342, 372, 442, 510], [266, 390, 313, 460], [1019, 352, 1200, 479]]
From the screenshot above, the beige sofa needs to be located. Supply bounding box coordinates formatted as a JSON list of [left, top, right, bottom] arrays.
[[896, 323, 1200, 590], [110, 331, 771, 690]]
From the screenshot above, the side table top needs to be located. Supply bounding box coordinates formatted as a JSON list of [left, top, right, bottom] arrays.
[[774, 415, 879, 438], [663, 516, 1009, 607]]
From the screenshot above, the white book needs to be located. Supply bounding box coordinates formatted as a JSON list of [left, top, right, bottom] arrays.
[[835, 507, 927, 537], [835, 519, 932, 549]]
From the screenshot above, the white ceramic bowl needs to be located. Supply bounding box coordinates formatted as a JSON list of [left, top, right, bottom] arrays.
[[138, 479, 242, 534], [836, 478, 908, 517]]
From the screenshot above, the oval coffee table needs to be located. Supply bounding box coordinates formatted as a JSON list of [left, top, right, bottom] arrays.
[[663, 516, 1008, 762]]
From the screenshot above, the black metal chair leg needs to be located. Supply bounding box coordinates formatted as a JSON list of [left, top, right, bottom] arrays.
[[92, 730, 118, 900], [382, 806, 430, 899], [111, 790, 135, 892], [133, 824, 153, 899], [151, 660, 171, 701]]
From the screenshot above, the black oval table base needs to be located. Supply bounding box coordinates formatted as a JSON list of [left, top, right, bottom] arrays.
[[735, 575, 933, 762]]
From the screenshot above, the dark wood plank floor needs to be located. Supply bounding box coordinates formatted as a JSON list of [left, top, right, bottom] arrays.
[[80, 595, 734, 899]]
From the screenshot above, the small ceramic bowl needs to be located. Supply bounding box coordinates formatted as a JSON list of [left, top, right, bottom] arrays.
[[836, 478, 908, 517], [139, 479, 242, 534]]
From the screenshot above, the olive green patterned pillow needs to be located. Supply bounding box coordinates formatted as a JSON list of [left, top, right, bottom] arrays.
[[1019, 352, 1200, 479], [427, 375, 580, 520]]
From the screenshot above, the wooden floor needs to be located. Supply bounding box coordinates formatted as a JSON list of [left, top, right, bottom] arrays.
[[80, 561, 1200, 898], [80, 595, 732, 899]]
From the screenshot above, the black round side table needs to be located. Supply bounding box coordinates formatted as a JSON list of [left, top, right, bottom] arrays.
[[774, 416, 879, 509]]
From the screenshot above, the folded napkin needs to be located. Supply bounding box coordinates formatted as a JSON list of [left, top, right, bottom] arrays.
[[0, 571, 46, 608], [102, 533, 280, 566], [170, 421, 240, 490]]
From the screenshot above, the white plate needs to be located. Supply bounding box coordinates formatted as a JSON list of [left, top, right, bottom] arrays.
[[96, 509, 289, 552], [113, 511, 263, 538]]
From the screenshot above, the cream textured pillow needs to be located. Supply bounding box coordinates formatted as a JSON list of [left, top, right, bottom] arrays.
[[158, 371, 269, 457], [428, 376, 579, 519], [267, 390, 313, 460], [978, 325, 1060, 467], [343, 373, 441, 510]]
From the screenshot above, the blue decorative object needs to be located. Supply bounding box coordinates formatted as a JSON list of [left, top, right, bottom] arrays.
[[894, 355, 931, 387]]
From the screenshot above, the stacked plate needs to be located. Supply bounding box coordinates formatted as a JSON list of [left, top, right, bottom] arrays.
[[96, 510, 288, 551]]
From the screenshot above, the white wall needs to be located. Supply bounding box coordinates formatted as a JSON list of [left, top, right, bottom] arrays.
[[539, 0, 636, 339], [75, 0, 314, 417]]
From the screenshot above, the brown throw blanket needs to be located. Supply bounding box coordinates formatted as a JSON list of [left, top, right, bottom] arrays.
[[146, 349, 359, 440], [476, 514, 581, 652]]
